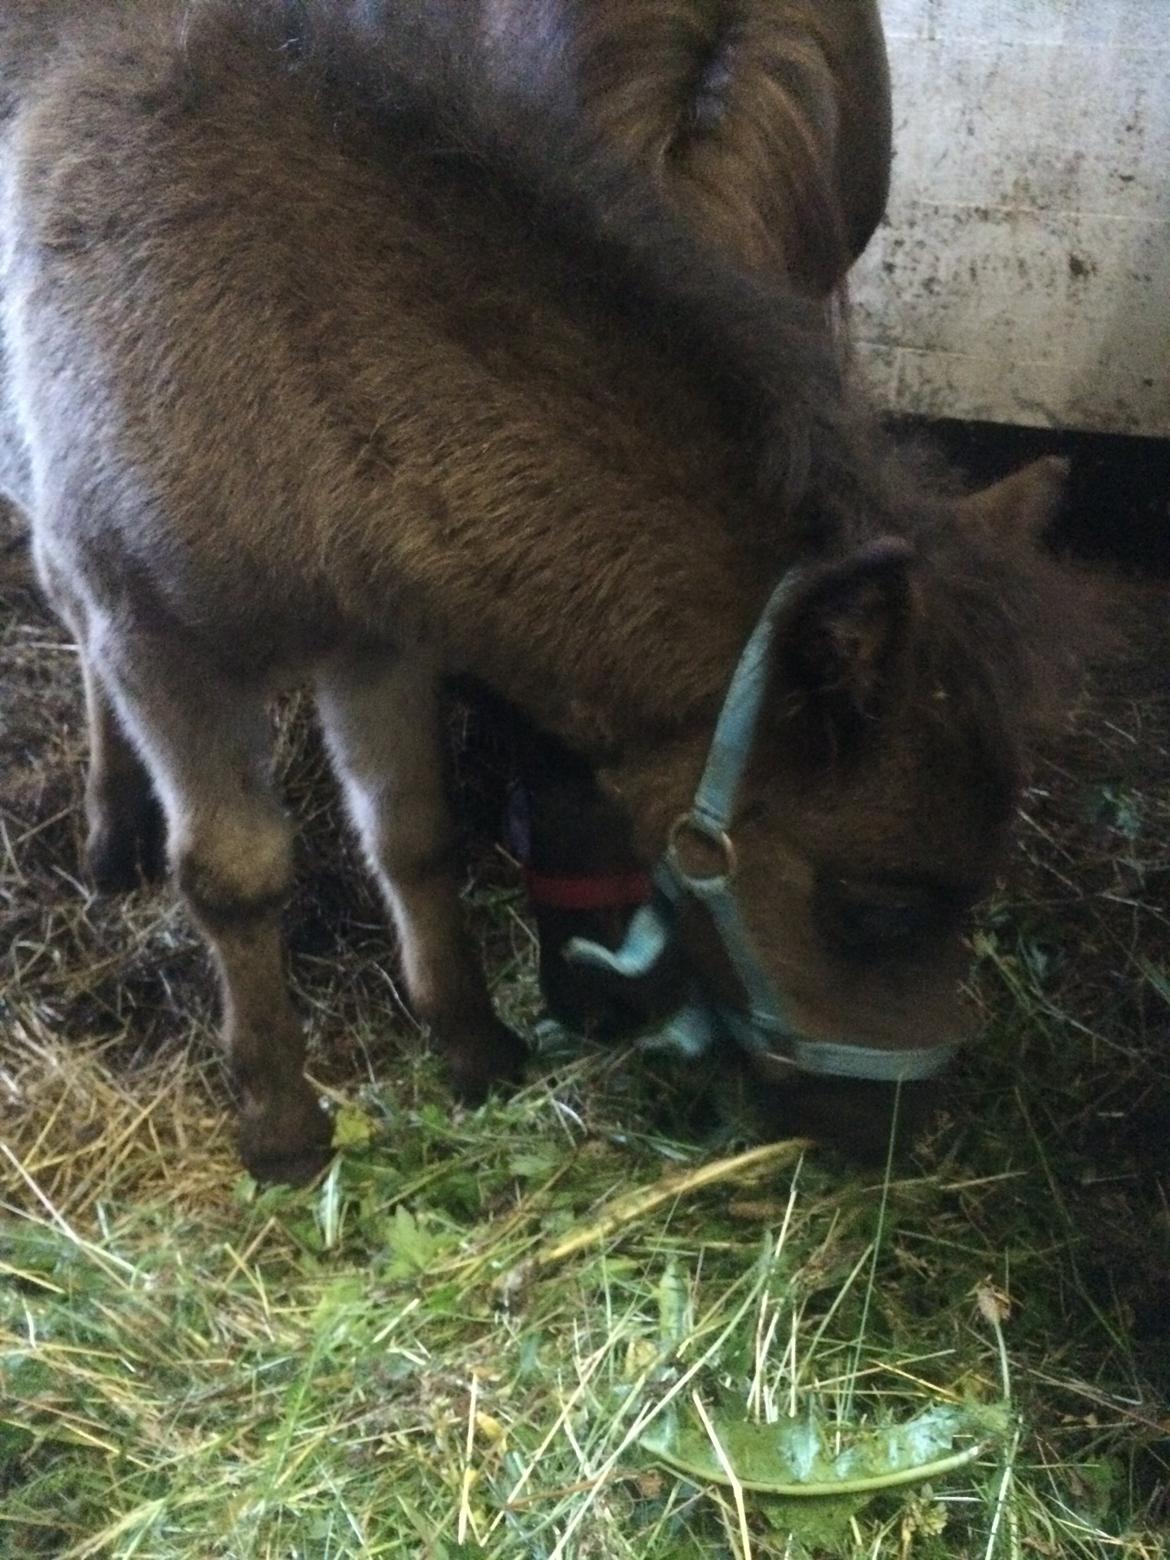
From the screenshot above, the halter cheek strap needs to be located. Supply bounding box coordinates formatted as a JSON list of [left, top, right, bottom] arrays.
[[566, 572, 962, 1085]]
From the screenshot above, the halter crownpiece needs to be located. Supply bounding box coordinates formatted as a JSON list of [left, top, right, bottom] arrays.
[[566, 570, 963, 1085]]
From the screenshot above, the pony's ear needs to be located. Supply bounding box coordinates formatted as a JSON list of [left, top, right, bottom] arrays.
[[778, 537, 916, 720], [955, 456, 1069, 541]]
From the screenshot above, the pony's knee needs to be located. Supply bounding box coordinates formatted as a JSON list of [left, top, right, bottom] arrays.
[[175, 807, 293, 923]]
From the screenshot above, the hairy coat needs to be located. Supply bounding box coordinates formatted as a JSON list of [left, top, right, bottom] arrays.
[[1, 0, 1083, 1176]]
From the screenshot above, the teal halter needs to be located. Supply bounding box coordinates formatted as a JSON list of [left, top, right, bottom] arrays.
[[565, 573, 962, 1084]]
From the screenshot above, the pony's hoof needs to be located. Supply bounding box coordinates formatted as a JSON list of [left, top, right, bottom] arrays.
[[238, 1088, 333, 1185], [243, 1139, 333, 1187], [445, 1019, 528, 1107]]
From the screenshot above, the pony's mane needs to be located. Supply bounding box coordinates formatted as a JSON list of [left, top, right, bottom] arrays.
[[490, 0, 853, 291]]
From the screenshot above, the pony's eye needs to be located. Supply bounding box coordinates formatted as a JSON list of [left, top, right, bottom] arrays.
[[836, 895, 929, 948], [818, 876, 958, 960]]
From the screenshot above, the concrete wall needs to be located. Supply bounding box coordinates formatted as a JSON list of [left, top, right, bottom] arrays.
[[851, 0, 1169, 436]]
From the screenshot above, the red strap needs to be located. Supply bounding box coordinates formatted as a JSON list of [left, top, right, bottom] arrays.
[[523, 867, 652, 912]]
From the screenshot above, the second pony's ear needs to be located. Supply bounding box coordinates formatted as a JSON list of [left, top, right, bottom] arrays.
[[775, 537, 916, 728]]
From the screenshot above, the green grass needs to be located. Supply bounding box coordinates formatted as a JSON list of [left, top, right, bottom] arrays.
[[3, 996, 1166, 1557], [2, 566, 1168, 1558]]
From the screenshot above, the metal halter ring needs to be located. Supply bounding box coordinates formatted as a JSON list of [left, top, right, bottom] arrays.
[[667, 814, 738, 888]]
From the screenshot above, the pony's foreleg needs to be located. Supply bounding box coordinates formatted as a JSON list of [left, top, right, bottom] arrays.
[[315, 645, 527, 1102], [95, 634, 330, 1183]]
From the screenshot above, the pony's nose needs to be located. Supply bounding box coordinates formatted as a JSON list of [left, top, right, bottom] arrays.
[[746, 1070, 947, 1163]]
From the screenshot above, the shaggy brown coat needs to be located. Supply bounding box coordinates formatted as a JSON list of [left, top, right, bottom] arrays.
[[1, 0, 1080, 1178]]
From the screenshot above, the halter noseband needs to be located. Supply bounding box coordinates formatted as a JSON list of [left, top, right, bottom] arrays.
[[565, 572, 962, 1085]]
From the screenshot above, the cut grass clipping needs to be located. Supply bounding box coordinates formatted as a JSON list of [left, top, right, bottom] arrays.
[[2, 545, 1169, 1557]]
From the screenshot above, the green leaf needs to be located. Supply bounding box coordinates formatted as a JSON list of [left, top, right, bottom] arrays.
[[1138, 959, 1170, 1010], [762, 1492, 868, 1551], [332, 1105, 376, 1149], [508, 1152, 558, 1179], [379, 1205, 459, 1279], [388, 1205, 431, 1271], [309, 1276, 367, 1337], [316, 1160, 344, 1249], [657, 1258, 690, 1349], [1069, 1457, 1125, 1525], [1088, 784, 1143, 840], [639, 1400, 1009, 1498]]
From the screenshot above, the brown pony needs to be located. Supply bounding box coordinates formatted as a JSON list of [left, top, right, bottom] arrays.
[[1, 0, 1080, 1180]]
